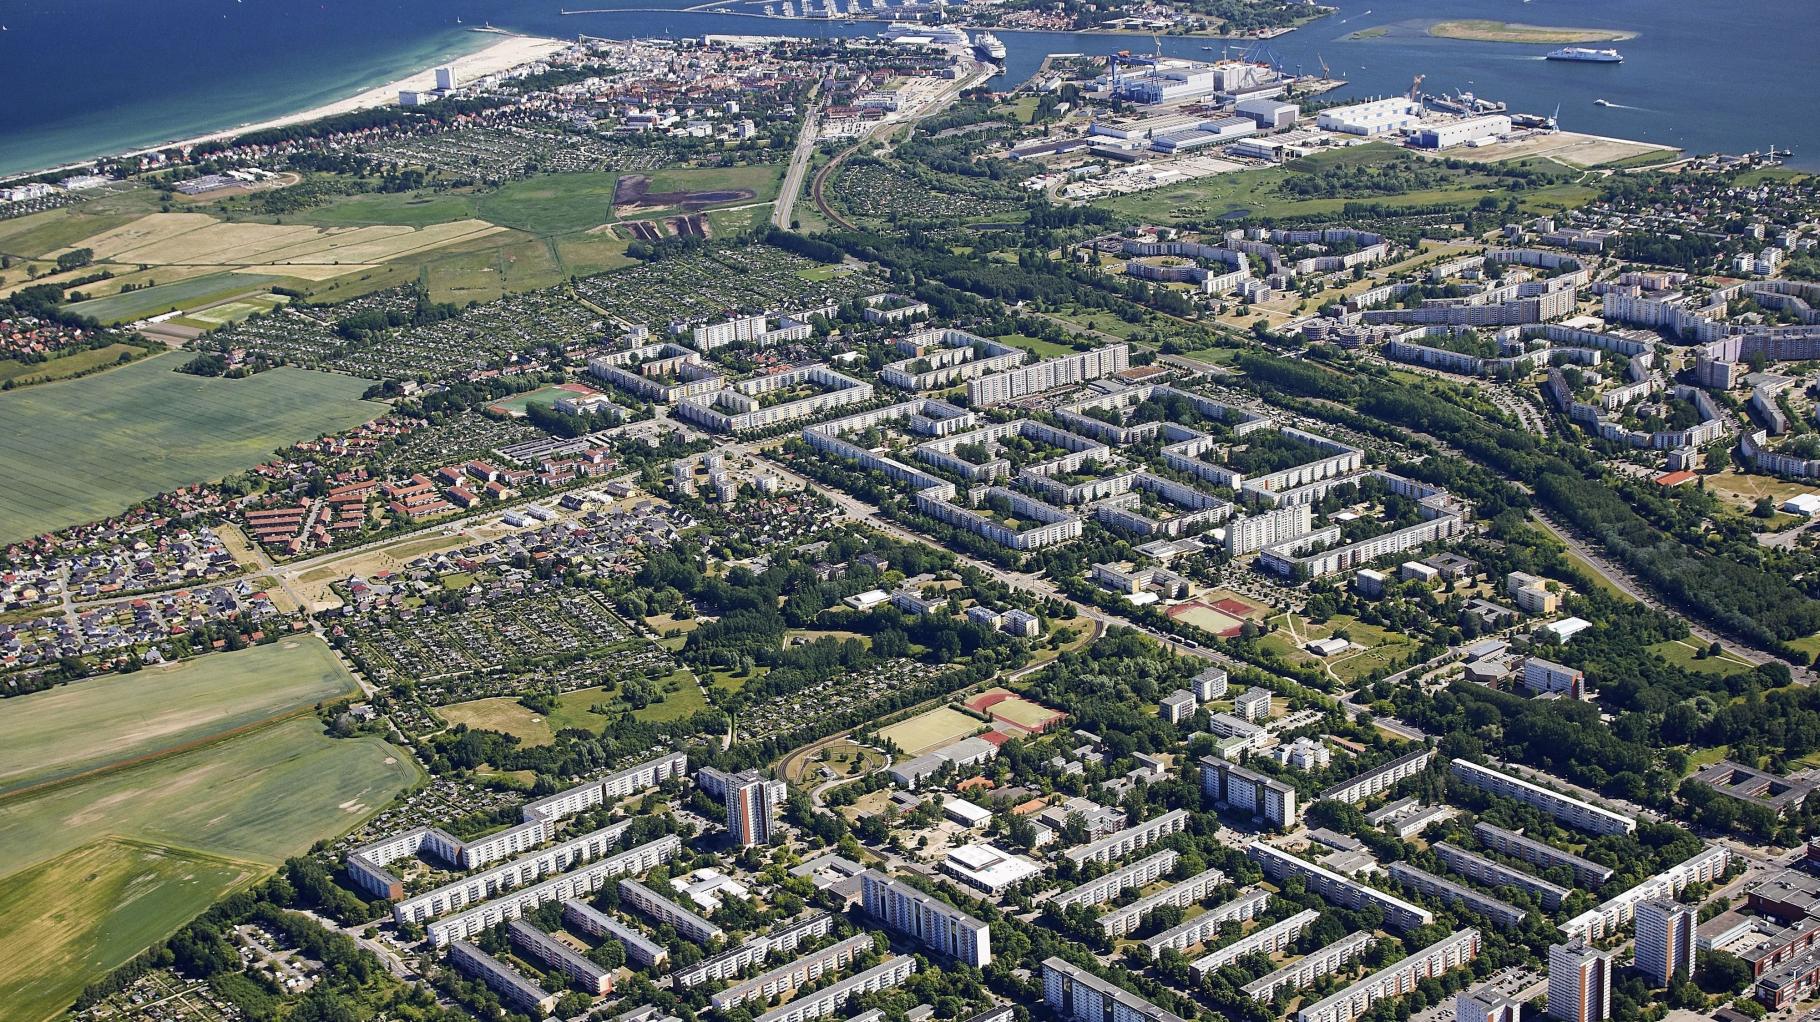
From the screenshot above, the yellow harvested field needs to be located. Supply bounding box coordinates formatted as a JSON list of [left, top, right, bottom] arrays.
[[66, 213, 217, 261], [234, 263, 372, 281], [287, 220, 502, 263], [251, 225, 411, 264], [58, 214, 509, 278], [74, 264, 220, 298]]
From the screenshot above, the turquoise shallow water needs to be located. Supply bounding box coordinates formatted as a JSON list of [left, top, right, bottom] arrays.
[[0, 0, 1816, 177]]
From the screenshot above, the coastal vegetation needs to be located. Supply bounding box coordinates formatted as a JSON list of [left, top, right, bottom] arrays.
[[1426, 19, 1637, 44]]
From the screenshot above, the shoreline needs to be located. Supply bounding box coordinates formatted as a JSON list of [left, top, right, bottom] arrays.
[[8, 32, 571, 184]]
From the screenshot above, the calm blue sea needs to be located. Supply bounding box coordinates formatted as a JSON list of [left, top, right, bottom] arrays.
[[0, 0, 1816, 177]]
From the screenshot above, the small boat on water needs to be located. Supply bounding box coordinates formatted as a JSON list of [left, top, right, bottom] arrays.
[[1594, 98, 1613, 106]]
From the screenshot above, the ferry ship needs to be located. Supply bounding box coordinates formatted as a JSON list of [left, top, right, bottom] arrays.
[[974, 31, 1007, 61], [1545, 46, 1623, 63]]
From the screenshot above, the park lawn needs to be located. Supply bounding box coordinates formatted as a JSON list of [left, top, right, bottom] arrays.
[[633, 671, 710, 722], [477, 173, 625, 237], [0, 342, 146, 387], [0, 354, 383, 543], [302, 190, 481, 229], [0, 839, 261, 1022], [0, 717, 417, 1021], [0, 637, 359, 796], [1003, 334, 1081, 358], [1651, 638, 1755, 678], [707, 203, 772, 235], [642, 164, 785, 202], [439, 670, 709, 744], [551, 232, 637, 277]]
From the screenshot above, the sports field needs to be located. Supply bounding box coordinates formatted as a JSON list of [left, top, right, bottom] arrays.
[[0, 638, 358, 796], [0, 716, 417, 1022], [0, 354, 383, 543], [1167, 592, 1270, 638], [964, 688, 1067, 733], [486, 382, 598, 417], [878, 705, 981, 756]]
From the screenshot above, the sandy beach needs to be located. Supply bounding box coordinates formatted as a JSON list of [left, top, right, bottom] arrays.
[[130, 33, 571, 157]]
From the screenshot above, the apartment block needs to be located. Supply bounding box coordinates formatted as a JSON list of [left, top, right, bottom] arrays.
[[1472, 823, 1614, 888], [1098, 867, 1227, 939], [1243, 932, 1375, 1003], [1042, 957, 1188, 1022], [859, 870, 992, 967], [426, 835, 682, 947], [1450, 759, 1636, 836], [967, 345, 1130, 406], [1387, 862, 1528, 928], [1319, 748, 1436, 805], [1202, 756, 1298, 828], [1522, 657, 1585, 700], [1634, 898, 1698, 987], [508, 919, 614, 995], [1191, 908, 1320, 979], [447, 940, 557, 1017], [673, 913, 836, 988], [1433, 842, 1571, 910], [562, 900, 668, 969], [724, 769, 786, 846], [1064, 809, 1188, 866], [1297, 929, 1481, 1022], [1051, 850, 1179, 910], [1562, 844, 1730, 941], [1144, 889, 1271, 955], [1248, 842, 1434, 933], [1547, 939, 1614, 1022], [752, 955, 917, 1022], [1457, 985, 1522, 1022], [394, 820, 633, 924], [620, 878, 725, 944], [710, 933, 875, 1010]]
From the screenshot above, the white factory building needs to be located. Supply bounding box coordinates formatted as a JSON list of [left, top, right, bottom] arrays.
[[1317, 98, 1424, 136], [1413, 115, 1512, 150]]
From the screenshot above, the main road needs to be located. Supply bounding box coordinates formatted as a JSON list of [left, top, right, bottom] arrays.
[[771, 82, 821, 229]]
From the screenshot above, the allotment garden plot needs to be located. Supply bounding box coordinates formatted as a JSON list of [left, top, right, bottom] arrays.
[[572, 244, 882, 327], [339, 584, 675, 702]]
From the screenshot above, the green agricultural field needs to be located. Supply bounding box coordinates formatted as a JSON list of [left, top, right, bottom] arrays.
[[64, 272, 286, 326], [0, 716, 417, 1022], [0, 840, 258, 1022], [0, 342, 146, 387], [0, 637, 359, 796], [175, 292, 289, 329], [0, 354, 384, 542], [0, 208, 139, 261]]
